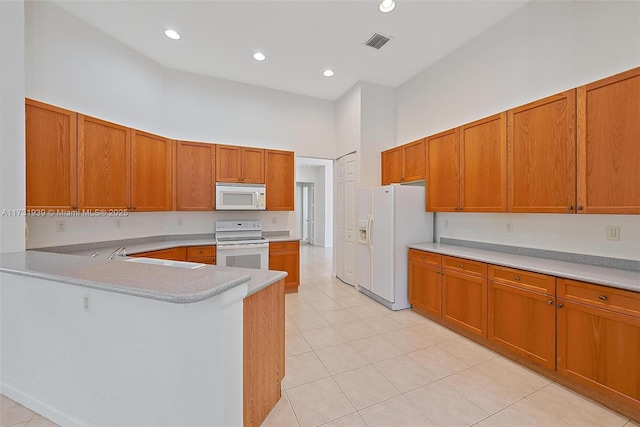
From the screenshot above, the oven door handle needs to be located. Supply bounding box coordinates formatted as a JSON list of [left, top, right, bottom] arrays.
[[216, 244, 269, 250]]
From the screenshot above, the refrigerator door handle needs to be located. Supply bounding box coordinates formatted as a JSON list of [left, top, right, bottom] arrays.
[[367, 214, 373, 249]]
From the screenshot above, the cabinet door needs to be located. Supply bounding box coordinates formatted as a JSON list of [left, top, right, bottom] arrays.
[[131, 130, 173, 211], [216, 145, 242, 182], [176, 141, 216, 211], [241, 147, 265, 183], [269, 241, 300, 293], [508, 91, 576, 213], [557, 300, 640, 407], [442, 270, 487, 337], [577, 67, 640, 214], [403, 139, 426, 182], [488, 282, 556, 370], [459, 113, 507, 212], [381, 146, 403, 185], [78, 115, 130, 209], [408, 261, 441, 318], [426, 128, 459, 212], [25, 99, 77, 210], [266, 150, 294, 211]]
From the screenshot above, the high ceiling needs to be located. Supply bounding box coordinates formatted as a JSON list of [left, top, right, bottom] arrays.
[[52, 0, 528, 100]]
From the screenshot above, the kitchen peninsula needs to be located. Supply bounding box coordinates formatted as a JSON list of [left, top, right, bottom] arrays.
[[0, 250, 286, 426]]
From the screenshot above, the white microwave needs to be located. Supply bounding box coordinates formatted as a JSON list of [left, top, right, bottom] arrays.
[[216, 183, 266, 210]]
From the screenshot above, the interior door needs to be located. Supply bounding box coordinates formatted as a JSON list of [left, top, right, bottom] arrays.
[[336, 157, 346, 280], [343, 154, 357, 285]]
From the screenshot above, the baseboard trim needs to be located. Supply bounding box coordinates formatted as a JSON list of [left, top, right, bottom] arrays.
[[1, 382, 90, 427]]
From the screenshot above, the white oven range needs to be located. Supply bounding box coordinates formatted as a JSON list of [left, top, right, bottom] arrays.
[[215, 220, 268, 270]]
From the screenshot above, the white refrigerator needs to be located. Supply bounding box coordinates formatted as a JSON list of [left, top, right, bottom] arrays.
[[357, 185, 433, 310]]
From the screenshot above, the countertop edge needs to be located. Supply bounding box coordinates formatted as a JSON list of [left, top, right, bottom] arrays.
[[408, 243, 639, 293], [0, 264, 252, 304], [246, 271, 288, 297]]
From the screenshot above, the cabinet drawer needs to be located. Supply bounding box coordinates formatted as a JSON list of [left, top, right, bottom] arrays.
[[186, 246, 216, 258], [188, 256, 216, 265], [269, 241, 299, 253], [409, 249, 441, 267], [558, 279, 640, 318], [443, 256, 487, 277], [489, 265, 555, 295]]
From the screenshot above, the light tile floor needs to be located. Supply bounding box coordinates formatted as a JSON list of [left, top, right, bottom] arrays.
[[264, 245, 638, 427], [1, 245, 637, 427]]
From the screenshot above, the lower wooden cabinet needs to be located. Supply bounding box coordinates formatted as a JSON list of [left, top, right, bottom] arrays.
[[488, 281, 556, 370], [243, 279, 285, 427], [557, 279, 640, 409], [129, 247, 186, 261], [269, 241, 300, 293], [488, 265, 556, 370], [186, 245, 216, 265], [408, 248, 640, 418], [408, 250, 442, 318], [441, 269, 487, 337]]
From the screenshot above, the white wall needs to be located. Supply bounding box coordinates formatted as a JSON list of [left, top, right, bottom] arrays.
[[360, 82, 395, 188], [335, 83, 361, 159], [1, 272, 246, 426], [23, 1, 328, 247], [0, 0, 26, 254], [164, 69, 335, 157], [396, 0, 640, 261]]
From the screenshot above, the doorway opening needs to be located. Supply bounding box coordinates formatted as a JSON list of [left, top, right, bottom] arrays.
[[295, 157, 333, 248], [296, 183, 314, 245]]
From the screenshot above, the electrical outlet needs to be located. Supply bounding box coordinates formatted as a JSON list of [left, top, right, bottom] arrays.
[[272, 217, 277, 224], [606, 225, 620, 241], [116, 219, 121, 228], [444, 219, 449, 229], [177, 218, 183, 227], [56, 220, 66, 232], [83, 294, 91, 312], [505, 222, 514, 233]]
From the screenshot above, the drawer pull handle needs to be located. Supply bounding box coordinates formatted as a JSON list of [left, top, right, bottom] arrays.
[[200, 250, 204, 254], [420, 256, 425, 259], [557, 303, 564, 308], [548, 300, 553, 305], [459, 264, 464, 268], [514, 276, 521, 281], [598, 295, 608, 301], [567, 205, 573, 211]]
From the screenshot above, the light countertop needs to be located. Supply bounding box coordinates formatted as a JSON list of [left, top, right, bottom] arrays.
[[409, 243, 639, 293], [0, 251, 286, 303]]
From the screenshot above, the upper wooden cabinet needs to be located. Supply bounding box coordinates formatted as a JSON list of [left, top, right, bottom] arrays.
[[78, 115, 131, 210], [459, 113, 507, 212], [381, 138, 426, 185], [577, 67, 640, 214], [426, 113, 506, 213], [25, 99, 77, 210], [265, 150, 295, 211], [176, 141, 216, 211], [508, 90, 577, 213], [216, 144, 265, 184], [131, 130, 173, 211], [381, 146, 403, 185], [426, 129, 459, 212]]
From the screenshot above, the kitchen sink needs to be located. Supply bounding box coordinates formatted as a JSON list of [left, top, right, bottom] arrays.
[[123, 257, 206, 269]]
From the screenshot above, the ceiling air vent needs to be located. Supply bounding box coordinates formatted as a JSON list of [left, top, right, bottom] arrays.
[[364, 33, 391, 50]]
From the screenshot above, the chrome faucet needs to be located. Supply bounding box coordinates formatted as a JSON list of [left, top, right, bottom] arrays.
[[108, 246, 126, 260]]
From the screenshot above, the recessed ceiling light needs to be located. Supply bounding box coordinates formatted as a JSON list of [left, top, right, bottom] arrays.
[[164, 29, 181, 40], [253, 52, 266, 61], [323, 69, 335, 77], [379, 0, 396, 13]]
